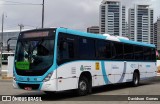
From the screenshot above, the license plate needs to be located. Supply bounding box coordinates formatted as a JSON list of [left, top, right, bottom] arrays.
[[24, 87, 32, 90]]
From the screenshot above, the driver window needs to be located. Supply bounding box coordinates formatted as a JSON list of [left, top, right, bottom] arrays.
[[59, 41, 69, 59]]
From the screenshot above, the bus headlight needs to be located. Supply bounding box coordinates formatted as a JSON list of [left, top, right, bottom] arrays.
[[43, 71, 53, 82]]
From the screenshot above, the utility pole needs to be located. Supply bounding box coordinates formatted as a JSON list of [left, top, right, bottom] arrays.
[[18, 24, 24, 32], [42, 0, 44, 28], [0, 13, 4, 76]]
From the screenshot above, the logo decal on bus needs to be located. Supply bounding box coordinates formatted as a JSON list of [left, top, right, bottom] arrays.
[[146, 65, 151, 68], [112, 65, 119, 70], [80, 65, 84, 71], [80, 65, 91, 71], [95, 62, 100, 70]]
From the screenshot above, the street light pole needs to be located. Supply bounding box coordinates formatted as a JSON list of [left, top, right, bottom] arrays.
[[42, 0, 44, 28], [0, 13, 4, 76], [18, 24, 24, 32]]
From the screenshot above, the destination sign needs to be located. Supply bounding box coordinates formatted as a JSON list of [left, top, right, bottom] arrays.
[[23, 31, 49, 38]]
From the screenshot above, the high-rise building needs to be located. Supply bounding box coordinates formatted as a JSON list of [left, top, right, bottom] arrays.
[[125, 22, 129, 38], [87, 26, 99, 34], [128, 5, 154, 44], [154, 22, 157, 49], [155, 18, 160, 50], [99, 0, 126, 36]]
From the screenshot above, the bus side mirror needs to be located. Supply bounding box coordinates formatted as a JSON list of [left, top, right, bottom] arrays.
[[7, 44, 10, 52]]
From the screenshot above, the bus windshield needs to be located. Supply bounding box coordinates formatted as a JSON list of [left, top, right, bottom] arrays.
[[15, 30, 55, 76]]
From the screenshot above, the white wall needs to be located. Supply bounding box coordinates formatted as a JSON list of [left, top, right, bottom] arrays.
[[7, 56, 14, 77], [157, 60, 160, 67]]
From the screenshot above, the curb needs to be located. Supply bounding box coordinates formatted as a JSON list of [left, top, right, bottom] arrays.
[[0, 79, 12, 82], [0, 76, 12, 82]]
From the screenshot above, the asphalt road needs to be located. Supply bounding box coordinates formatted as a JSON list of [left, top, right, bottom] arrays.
[[0, 77, 160, 104]]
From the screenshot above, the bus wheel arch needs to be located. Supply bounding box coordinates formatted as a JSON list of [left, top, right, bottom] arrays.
[[132, 69, 140, 87], [77, 71, 92, 96]]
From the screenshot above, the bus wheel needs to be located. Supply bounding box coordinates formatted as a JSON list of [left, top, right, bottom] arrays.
[[132, 72, 139, 87], [78, 77, 89, 96]]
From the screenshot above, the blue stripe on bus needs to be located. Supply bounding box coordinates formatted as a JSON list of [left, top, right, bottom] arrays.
[[101, 61, 127, 84], [117, 62, 126, 83], [101, 61, 108, 84]]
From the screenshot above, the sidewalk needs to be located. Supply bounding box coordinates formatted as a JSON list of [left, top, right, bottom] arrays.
[[0, 65, 12, 81]]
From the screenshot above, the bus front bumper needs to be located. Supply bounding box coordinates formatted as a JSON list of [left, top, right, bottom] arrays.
[[13, 79, 57, 91]]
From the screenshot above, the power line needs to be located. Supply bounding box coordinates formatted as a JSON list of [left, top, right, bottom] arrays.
[[0, 0, 41, 5], [24, 25, 38, 28], [0, 4, 41, 5], [1, 0, 31, 4]]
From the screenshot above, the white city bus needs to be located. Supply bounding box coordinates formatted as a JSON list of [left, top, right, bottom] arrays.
[[13, 28, 156, 95]]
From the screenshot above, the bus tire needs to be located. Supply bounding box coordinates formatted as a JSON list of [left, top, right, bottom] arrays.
[[77, 77, 89, 96], [132, 72, 139, 87]]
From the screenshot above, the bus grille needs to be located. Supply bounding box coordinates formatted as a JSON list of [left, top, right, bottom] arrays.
[[18, 83, 40, 90]]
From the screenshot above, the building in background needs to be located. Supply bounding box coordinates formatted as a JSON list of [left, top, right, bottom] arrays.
[[128, 5, 154, 44], [87, 26, 99, 34], [124, 22, 129, 38], [0, 30, 19, 51], [155, 18, 160, 51], [154, 21, 158, 49], [99, 0, 126, 36]]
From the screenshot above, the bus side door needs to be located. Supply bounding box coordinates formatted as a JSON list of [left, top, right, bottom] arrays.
[[57, 32, 78, 91]]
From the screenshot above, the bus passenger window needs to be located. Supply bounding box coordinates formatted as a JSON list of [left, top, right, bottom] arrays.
[[97, 41, 112, 59], [58, 41, 75, 64], [113, 42, 124, 60], [143, 47, 151, 61], [134, 46, 143, 60], [151, 48, 156, 61], [78, 38, 95, 59]]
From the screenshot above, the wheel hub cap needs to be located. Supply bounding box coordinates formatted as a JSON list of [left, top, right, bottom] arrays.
[[80, 81, 87, 91]]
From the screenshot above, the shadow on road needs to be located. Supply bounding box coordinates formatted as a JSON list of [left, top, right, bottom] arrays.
[[15, 77, 160, 101]]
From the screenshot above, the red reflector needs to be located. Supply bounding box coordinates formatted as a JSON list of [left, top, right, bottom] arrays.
[[24, 87, 32, 90]]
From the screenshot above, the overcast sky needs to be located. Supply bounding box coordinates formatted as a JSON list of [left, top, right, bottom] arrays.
[[0, 0, 160, 32]]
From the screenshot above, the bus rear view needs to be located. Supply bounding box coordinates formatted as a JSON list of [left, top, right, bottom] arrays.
[[13, 28, 57, 91]]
